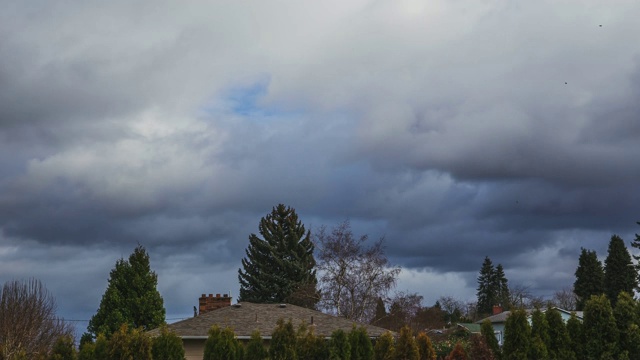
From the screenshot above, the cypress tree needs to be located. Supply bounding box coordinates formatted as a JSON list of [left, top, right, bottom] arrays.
[[329, 329, 351, 360], [270, 318, 297, 360], [151, 325, 185, 360], [529, 309, 549, 359], [373, 332, 394, 360], [203, 326, 239, 360], [545, 308, 574, 360], [477, 257, 497, 316], [566, 312, 583, 360], [393, 326, 419, 360], [573, 248, 604, 311], [238, 204, 319, 308], [349, 326, 373, 360], [88, 245, 165, 336], [604, 235, 637, 307], [613, 292, 638, 358], [480, 319, 500, 360], [416, 332, 436, 360], [583, 294, 618, 359], [245, 330, 267, 360], [502, 309, 530, 360]]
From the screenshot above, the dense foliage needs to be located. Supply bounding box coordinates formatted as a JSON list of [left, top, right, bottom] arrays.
[[151, 325, 185, 360], [203, 325, 240, 360], [88, 245, 165, 336], [603, 235, 637, 307], [573, 248, 605, 311], [476, 257, 509, 316], [238, 204, 319, 308]]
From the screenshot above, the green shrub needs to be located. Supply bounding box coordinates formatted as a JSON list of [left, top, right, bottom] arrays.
[[151, 325, 185, 360]]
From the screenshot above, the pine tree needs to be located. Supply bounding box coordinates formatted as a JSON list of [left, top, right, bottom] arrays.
[[88, 245, 165, 336], [604, 235, 637, 307], [502, 309, 530, 360], [583, 294, 618, 359], [545, 308, 574, 360], [630, 221, 640, 291], [573, 248, 604, 311], [477, 257, 497, 316], [494, 265, 510, 309], [238, 204, 319, 308]]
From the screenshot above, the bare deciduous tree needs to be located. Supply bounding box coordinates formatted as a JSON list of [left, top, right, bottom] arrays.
[[0, 278, 73, 360], [508, 284, 547, 309], [550, 287, 578, 311], [315, 220, 401, 323]]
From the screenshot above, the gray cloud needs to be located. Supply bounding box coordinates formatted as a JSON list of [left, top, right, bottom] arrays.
[[1, 0, 640, 333]]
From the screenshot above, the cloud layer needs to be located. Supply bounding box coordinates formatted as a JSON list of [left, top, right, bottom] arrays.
[[2, 0, 640, 332]]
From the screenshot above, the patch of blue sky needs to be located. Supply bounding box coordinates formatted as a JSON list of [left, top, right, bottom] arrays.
[[198, 76, 305, 123]]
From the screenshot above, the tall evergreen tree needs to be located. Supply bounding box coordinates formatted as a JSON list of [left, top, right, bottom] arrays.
[[394, 326, 419, 360], [604, 235, 637, 307], [545, 308, 574, 360], [329, 329, 351, 360], [480, 320, 500, 360], [573, 248, 604, 311], [529, 309, 549, 360], [373, 332, 394, 360], [477, 257, 497, 316], [502, 309, 530, 360], [88, 245, 165, 336], [270, 318, 297, 360], [494, 264, 510, 309], [630, 221, 640, 291], [349, 326, 373, 360], [238, 204, 319, 308], [566, 312, 583, 360], [583, 294, 618, 359], [613, 292, 637, 359]]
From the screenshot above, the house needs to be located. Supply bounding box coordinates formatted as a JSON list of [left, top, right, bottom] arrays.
[[475, 306, 583, 346], [148, 293, 392, 360]]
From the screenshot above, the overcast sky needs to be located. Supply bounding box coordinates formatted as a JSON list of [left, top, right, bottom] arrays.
[[2, 0, 640, 334]]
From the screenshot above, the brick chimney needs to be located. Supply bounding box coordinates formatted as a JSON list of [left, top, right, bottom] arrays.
[[199, 293, 232, 315], [492, 305, 503, 315]]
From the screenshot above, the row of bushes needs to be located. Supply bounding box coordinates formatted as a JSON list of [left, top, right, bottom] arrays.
[[45, 319, 503, 360]]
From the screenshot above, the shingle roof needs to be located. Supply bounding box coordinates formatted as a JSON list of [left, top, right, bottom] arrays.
[[148, 302, 391, 338]]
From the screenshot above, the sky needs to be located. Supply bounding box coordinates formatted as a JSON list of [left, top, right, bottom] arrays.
[[2, 0, 640, 335]]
